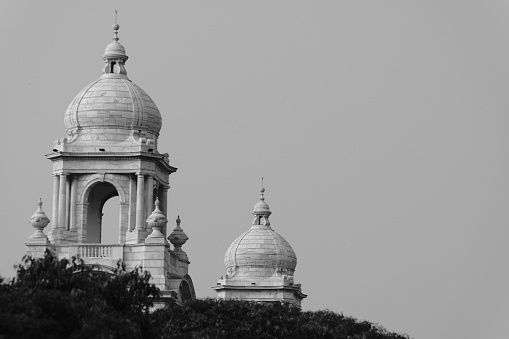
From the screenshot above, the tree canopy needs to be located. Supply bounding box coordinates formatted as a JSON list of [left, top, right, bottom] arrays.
[[151, 299, 410, 339], [0, 251, 410, 339]]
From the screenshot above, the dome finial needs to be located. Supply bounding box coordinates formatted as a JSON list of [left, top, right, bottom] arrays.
[[112, 10, 120, 42], [260, 177, 265, 201], [103, 14, 128, 74], [253, 179, 271, 223]]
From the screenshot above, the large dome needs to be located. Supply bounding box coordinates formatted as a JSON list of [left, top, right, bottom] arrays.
[[64, 74, 162, 137], [62, 23, 162, 143]]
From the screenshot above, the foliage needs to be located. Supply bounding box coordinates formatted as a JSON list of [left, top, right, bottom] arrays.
[[0, 249, 159, 338], [0, 251, 410, 338], [151, 298, 411, 339]]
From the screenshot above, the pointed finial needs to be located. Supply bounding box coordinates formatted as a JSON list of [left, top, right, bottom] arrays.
[[28, 198, 50, 244], [145, 197, 168, 241], [112, 11, 120, 42], [260, 177, 265, 201], [169, 215, 188, 251]]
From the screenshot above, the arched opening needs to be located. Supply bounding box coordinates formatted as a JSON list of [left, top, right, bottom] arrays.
[[101, 196, 120, 244], [178, 275, 196, 303], [86, 182, 120, 244], [179, 281, 193, 303]]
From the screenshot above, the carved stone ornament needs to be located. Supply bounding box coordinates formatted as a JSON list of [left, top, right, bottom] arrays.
[[28, 199, 50, 242], [226, 266, 238, 279], [146, 198, 167, 239], [168, 215, 189, 251]]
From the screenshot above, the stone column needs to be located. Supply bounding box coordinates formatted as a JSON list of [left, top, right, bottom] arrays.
[[119, 202, 129, 243], [128, 176, 137, 231], [145, 175, 154, 231], [51, 174, 60, 231], [69, 177, 77, 231], [135, 174, 145, 230], [65, 176, 71, 230], [58, 173, 67, 230], [76, 203, 88, 243], [160, 185, 169, 236]]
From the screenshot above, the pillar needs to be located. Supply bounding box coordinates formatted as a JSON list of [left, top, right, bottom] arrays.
[[119, 202, 129, 243], [65, 176, 71, 230], [76, 203, 88, 243], [51, 174, 60, 230], [128, 175, 137, 231], [69, 177, 77, 231], [135, 174, 145, 230], [160, 185, 169, 236], [145, 175, 154, 230], [58, 173, 67, 230]]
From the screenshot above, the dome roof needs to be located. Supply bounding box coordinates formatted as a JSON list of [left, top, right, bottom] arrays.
[[63, 23, 161, 138], [64, 74, 162, 136], [224, 225, 297, 272], [104, 41, 126, 58], [223, 188, 297, 274]]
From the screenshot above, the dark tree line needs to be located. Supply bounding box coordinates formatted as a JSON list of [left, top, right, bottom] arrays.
[[0, 251, 410, 339]]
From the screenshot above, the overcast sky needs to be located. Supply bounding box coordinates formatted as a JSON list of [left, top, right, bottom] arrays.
[[1, 1, 509, 338]]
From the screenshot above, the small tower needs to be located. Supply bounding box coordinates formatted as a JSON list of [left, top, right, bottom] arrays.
[[25, 21, 195, 304], [213, 187, 307, 307]]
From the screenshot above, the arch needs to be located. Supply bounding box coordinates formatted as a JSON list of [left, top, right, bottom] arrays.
[[81, 175, 127, 204], [85, 182, 118, 243], [178, 274, 196, 302]]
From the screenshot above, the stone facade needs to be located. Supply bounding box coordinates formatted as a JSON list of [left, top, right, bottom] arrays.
[[213, 188, 306, 307], [25, 23, 194, 305]]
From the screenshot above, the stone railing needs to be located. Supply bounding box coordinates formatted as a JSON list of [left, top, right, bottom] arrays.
[[76, 244, 117, 258]]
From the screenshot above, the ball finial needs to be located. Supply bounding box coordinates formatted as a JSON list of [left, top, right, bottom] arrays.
[[112, 23, 120, 31]]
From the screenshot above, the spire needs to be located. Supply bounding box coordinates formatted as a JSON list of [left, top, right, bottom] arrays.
[[253, 183, 271, 226], [103, 16, 128, 75], [112, 10, 119, 42]]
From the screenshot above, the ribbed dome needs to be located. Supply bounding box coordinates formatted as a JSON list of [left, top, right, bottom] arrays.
[[223, 188, 297, 277], [63, 23, 162, 141], [64, 74, 162, 137], [224, 225, 297, 273]]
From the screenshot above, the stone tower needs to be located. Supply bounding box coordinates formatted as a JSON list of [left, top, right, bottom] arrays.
[[213, 188, 306, 307], [25, 22, 195, 304]]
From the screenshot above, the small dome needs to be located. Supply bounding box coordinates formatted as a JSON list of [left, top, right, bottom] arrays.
[[223, 188, 297, 277], [253, 187, 271, 216], [104, 41, 126, 58], [224, 225, 297, 273]]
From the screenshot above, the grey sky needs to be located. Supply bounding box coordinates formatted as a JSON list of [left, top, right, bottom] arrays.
[[1, 1, 508, 338]]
